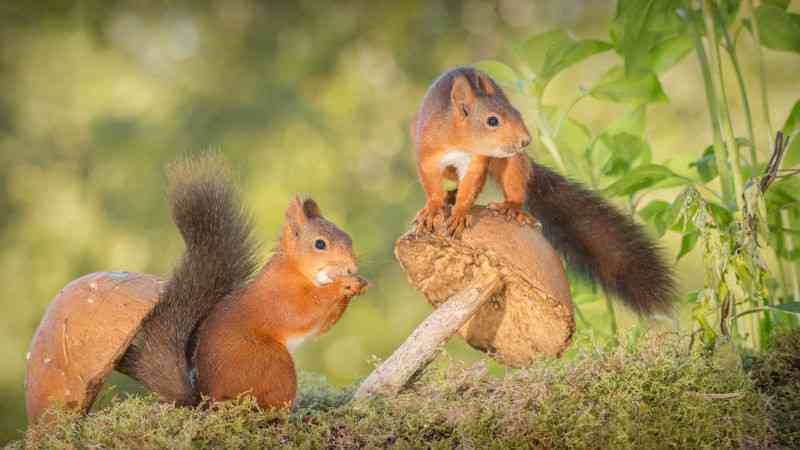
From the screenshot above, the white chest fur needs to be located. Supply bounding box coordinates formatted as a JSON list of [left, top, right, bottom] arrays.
[[440, 150, 472, 180], [286, 325, 320, 352]]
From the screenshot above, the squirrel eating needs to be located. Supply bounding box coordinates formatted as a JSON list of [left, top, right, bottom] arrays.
[[119, 157, 369, 409], [26, 156, 368, 420], [410, 66, 675, 315]]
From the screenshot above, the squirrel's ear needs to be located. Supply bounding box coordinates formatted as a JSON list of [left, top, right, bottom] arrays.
[[282, 196, 305, 244], [476, 72, 496, 96], [285, 196, 307, 226], [302, 198, 322, 219], [450, 75, 475, 117]]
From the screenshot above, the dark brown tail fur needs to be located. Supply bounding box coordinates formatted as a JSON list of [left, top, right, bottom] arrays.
[[527, 161, 675, 315], [119, 157, 260, 405]]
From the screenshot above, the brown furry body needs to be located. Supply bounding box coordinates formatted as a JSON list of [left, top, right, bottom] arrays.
[[412, 67, 675, 314], [120, 157, 367, 408]]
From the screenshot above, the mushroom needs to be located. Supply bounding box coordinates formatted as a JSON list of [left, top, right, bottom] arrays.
[[355, 207, 574, 398], [25, 271, 162, 423]]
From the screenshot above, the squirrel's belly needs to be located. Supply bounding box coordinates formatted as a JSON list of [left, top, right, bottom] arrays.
[[440, 150, 472, 180]]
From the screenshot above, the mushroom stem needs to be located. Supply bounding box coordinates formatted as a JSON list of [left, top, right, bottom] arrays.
[[353, 275, 501, 399]]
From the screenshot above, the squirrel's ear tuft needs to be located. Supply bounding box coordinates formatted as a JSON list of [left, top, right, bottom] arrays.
[[302, 198, 322, 219], [476, 72, 496, 96], [450, 75, 475, 117], [285, 196, 307, 226]]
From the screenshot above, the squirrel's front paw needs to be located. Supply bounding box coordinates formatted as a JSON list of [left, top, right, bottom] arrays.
[[414, 201, 447, 234], [488, 202, 540, 229], [341, 275, 369, 297], [446, 208, 475, 237]]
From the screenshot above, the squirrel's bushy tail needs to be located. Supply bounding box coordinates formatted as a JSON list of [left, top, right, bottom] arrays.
[[527, 161, 675, 315], [119, 157, 260, 405]]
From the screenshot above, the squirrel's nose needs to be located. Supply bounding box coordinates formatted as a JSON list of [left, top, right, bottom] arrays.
[[519, 135, 531, 149], [346, 262, 358, 275]]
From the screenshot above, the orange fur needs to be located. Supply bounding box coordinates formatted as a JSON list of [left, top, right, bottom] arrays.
[[412, 67, 534, 235], [410, 68, 676, 315], [194, 198, 367, 409]]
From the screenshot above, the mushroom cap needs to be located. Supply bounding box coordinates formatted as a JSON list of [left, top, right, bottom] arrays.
[[25, 271, 162, 423], [395, 207, 575, 366]]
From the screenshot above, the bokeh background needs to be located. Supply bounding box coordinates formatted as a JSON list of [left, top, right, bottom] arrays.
[[1, 0, 797, 442]]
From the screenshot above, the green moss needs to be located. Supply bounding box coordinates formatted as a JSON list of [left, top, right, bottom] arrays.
[[749, 329, 800, 449], [9, 334, 776, 449]]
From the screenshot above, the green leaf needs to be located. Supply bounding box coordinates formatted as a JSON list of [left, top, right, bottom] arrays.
[[603, 164, 682, 197], [595, 132, 651, 176], [540, 38, 612, 82], [513, 30, 568, 77], [754, 4, 800, 53], [781, 100, 800, 167], [783, 138, 800, 168], [706, 202, 733, 227], [590, 66, 668, 104], [766, 302, 800, 315], [689, 145, 718, 182], [666, 188, 696, 233], [763, 0, 790, 10], [639, 199, 671, 236], [541, 105, 592, 159], [766, 176, 800, 210], [646, 34, 694, 74], [611, 0, 688, 77], [639, 199, 670, 221], [717, 0, 743, 31], [677, 230, 700, 261], [782, 100, 800, 134], [513, 30, 611, 87], [607, 105, 647, 136], [473, 60, 520, 91]]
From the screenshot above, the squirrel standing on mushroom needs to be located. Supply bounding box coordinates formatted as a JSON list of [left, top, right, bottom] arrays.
[[411, 67, 675, 314]]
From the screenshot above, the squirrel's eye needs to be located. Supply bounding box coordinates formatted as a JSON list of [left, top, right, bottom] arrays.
[[487, 116, 500, 127], [314, 239, 327, 250]]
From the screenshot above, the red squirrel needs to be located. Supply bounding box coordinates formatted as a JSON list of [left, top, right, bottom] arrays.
[[411, 67, 675, 314], [118, 157, 368, 409]]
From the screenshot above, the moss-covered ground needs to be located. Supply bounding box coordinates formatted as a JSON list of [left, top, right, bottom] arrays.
[[8, 331, 800, 449]]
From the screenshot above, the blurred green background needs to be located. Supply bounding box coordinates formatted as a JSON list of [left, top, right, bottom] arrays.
[[1, 0, 798, 443]]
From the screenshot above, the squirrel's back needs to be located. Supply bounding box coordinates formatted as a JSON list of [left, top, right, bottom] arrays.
[[119, 157, 260, 405]]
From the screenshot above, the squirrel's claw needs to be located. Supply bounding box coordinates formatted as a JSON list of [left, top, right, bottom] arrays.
[[446, 209, 474, 238], [414, 202, 447, 234], [488, 202, 540, 229]]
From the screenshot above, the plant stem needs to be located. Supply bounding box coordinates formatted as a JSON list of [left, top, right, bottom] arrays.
[[554, 92, 588, 138], [686, 6, 737, 209], [532, 96, 567, 173], [605, 294, 618, 337], [703, 0, 744, 206], [728, 55, 758, 166], [687, 9, 736, 209], [716, 3, 758, 166], [781, 209, 800, 302], [747, 0, 775, 145]]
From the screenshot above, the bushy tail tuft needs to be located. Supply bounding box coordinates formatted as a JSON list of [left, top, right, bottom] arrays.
[[119, 156, 260, 405], [526, 161, 676, 315]]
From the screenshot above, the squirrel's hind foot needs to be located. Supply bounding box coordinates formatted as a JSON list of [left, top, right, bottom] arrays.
[[488, 202, 541, 229]]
